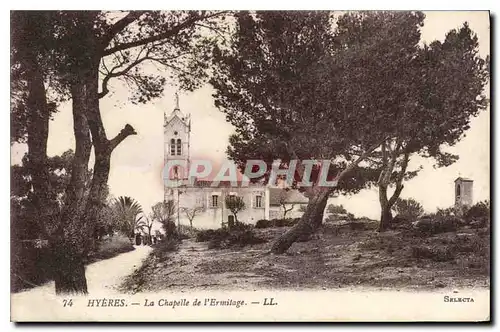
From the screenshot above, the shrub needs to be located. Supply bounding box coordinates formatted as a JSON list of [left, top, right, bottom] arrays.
[[89, 233, 135, 262], [254, 218, 300, 229], [11, 241, 52, 292], [448, 233, 489, 256], [392, 198, 424, 222], [464, 201, 490, 227], [413, 214, 460, 235], [153, 237, 179, 261], [391, 214, 413, 229], [196, 222, 266, 249], [255, 219, 270, 228], [327, 204, 348, 215], [177, 224, 199, 239], [349, 218, 379, 231], [196, 229, 226, 242]]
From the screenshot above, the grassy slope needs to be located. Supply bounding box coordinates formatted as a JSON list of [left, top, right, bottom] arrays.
[[119, 222, 490, 293]]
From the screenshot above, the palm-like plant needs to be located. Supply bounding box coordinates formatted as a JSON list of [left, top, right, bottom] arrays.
[[112, 196, 144, 240], [136, 214, 155, 245]]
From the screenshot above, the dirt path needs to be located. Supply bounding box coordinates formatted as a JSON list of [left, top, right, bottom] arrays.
[[11, 245, 152, 299]]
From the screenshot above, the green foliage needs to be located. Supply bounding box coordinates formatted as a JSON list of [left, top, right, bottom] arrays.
[[88, 234, 135, 262], [10, 150, 115, 241], [413, 214, 460, 236], [327, 204, 348, 215], [255, 218, 300, 229], [152, 238, 180, 262], [464, 201, 490, 226], [212, 11, 489, 218], [225, 195, 245, 224], [151, 200, 177, 236], [112, 196, 143, 239], [392, 198, 424, 221], [11, 241, 52, 292], [196, 222, 266, 249]]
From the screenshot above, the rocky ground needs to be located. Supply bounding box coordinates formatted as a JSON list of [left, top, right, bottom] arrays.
[[119, 222, 490, 293]]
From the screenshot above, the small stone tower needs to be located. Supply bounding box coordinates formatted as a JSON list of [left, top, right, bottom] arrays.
[[454, 177, 473, 208], [164, 93, 191, 202]]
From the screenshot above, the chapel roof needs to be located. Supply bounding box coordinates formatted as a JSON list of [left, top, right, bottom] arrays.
[[454, 177, 473, 182]]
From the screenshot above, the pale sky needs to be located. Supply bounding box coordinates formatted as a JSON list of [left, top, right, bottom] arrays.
[[11, 11, 490, 219]]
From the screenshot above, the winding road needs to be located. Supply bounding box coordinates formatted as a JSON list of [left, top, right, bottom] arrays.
[[11, 245, 152, 303]]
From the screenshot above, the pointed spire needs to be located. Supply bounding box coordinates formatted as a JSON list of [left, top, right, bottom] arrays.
[[174, 92, 180, 110]]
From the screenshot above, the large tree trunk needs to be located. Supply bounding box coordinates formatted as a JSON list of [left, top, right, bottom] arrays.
[[52, 41, 136, 294], [377, 150, 409, 232], [378, 184, 393, 232], [52, 80, 93, 294], [23, 53, 53, 234], [271, 138, 384, 254], [52, 242, 88, 294], [84, 63, 136, 235], [270, 187, 330, 254]]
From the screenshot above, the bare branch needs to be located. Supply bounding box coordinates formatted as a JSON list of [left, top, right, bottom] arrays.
[[98, 48, 152, 98], [102, 11, 228, 56], [100, 11, 145, 51], [109, 124, 137, 151], [194, 22, 228, 40]]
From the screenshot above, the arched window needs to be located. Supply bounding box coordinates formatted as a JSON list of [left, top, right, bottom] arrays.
[[176, 139, 182, 155], [456, 184, 461, 197], [170, 139, 176, 156]]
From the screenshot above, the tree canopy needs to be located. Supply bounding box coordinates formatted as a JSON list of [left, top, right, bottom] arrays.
[[211, 11, 489, 251]]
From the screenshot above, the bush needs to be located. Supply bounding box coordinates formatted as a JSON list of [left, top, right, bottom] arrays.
[[391, 214, 413, 229], [349, 221, 377, 231], [451, 235, 487, 254], [177, 224, 199, 239], [89, 233, 135, 262], [392, 198, 424, 222], [254, 218, 300, 229], [413, 214, 460, 235], [327, 204, 348, 215], [255, 219, 270, 228], [196, 229, 225, 242], [196, 222, 266, 249], [464, 201, 490, 227], [349, 218, 379, 230], [11, 241, 52, 292], [152, 238, 179, 261]]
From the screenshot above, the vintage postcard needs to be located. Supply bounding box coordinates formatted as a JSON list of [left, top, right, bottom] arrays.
[[10, 10, 490, 322]]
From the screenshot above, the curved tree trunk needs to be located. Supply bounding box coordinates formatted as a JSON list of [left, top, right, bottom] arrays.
[[270, 138, 384, 254], [270, 187, 330, 254], [377, 150, 409, 232], [378, 182, 404, 232]]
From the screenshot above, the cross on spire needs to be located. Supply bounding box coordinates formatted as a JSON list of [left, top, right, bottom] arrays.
[[174, 92, 180, 110]]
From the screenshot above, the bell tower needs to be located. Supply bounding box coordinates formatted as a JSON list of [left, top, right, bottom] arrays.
[[455, 177, 473, 208], [164, 93, 191, 202]]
